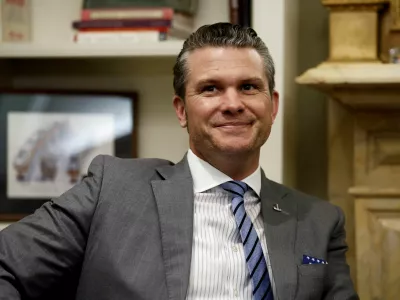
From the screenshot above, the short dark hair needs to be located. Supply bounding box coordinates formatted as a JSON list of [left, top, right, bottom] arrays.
[[173, 22, 276, 99]]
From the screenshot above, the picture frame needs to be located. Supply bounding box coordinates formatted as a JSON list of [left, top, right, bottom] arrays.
[[0, 89, 138, 221]]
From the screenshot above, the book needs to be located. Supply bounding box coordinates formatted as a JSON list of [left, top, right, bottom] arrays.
[[1, 0, 32, 42], [78, 27, 170, 32], [168, 12, 193, 39], [72, 19, 171, 30], [82, 0, 198, 15], [81, 7, 174, 21], [74, 30, 167, 44], [238, 0, 251, 27], [83, 0, 167, 8], [229, 0, 239, 24]]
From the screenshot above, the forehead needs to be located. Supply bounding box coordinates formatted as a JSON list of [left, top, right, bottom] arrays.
[[185, 47, 266, 83]]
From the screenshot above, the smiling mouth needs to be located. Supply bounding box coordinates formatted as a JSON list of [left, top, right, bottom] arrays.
[[215, 123, 253, 130], [219, 124, 248, 127], [216, 122, 252, 127]]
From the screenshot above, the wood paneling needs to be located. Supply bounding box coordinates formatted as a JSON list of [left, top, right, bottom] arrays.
[[354, 112, 400, 188], [355, 198, 400, 300]]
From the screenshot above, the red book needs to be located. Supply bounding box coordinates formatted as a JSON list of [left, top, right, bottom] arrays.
[[229, 0, 239, 24], [78, 27, 169, 32], [72, 19, 171, 30]]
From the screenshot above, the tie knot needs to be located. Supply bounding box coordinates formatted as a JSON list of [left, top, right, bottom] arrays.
[[220, 180, 248, 198]]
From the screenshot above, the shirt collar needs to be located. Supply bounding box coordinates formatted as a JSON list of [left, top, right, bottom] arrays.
[[186, 149, 261, 197]]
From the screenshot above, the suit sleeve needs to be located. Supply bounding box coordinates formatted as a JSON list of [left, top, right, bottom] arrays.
[[0, 155, 105, 300], [323, 205, 359, 300]]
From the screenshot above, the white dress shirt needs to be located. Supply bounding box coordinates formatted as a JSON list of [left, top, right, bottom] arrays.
[[185, 149, 276, 300]]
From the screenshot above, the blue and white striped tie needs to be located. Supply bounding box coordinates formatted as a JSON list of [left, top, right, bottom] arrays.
[[221, 180, 273, 300]]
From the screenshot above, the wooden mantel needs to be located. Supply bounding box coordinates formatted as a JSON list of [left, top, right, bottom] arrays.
[[296, 62, 400, 108], [296, 1, 400, 299], [297, 62, 400, 86]]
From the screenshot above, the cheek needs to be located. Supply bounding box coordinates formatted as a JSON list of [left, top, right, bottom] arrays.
[[253, 102, 272, 121], [186, 109, 207, 130], [187, 100, 217, 123]]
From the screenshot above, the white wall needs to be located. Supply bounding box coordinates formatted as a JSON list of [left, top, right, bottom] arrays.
[[253, 0, 298, 185], [253, 0, 284, 183]]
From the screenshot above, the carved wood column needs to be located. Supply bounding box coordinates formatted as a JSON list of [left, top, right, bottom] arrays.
[[322, 0, 386, 61], [297, 1, 400, 299]]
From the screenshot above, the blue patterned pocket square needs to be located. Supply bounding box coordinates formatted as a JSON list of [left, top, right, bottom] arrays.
[[302, 255, 328, 265]]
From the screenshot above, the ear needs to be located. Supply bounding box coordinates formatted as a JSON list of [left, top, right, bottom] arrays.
[[271, 90, 279, 123], [173, 95, 187, 128]]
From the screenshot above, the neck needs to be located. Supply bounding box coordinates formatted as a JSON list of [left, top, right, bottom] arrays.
[[192, 149, 260, 180]]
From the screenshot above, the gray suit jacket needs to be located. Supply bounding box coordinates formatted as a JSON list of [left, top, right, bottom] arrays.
[[0, 155, 358, 300]]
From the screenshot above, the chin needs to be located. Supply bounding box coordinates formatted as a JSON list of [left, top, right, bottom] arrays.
[[215, 143, 254, 155]]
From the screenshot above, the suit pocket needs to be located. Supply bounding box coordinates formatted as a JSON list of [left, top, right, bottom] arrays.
[[298, 264, 327, 278], [295, 265, 327, 300]]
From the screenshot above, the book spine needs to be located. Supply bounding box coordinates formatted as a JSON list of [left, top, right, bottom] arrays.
[[229, 0, 239, 24], [82, 0, 168, 9], [72, 19, 171, 30], [74, 30, 167, 43], [78, 26, 169, 32], [82, 0, 197, 15], [238, 0, 251, 27], [81, 7, 174, 21]]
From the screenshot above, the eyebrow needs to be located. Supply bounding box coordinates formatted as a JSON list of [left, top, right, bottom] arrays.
[[195, 76, 265, 87]]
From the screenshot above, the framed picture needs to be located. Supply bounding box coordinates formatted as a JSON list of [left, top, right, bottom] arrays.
[[0, 89, 137, 221]]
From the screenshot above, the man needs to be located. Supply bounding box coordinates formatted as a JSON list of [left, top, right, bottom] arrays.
[[0, 23, 358, 300]]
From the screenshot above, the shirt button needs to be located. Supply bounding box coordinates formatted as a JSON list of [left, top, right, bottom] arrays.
[[233, 289, 239, 297], [232, 245, 238, 252]]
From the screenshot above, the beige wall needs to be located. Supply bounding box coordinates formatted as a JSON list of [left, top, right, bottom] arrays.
[[295, 0, 329, 199], [282, 0, 300, 188], [254, 0, 329, 198], [253, 0, 300, 185]]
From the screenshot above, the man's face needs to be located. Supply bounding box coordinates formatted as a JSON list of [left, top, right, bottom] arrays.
[[174, 47, 279, 160]]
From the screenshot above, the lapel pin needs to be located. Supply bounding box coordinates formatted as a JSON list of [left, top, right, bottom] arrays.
[[273, 204, 282, 212], [273, 203, 289, 215]]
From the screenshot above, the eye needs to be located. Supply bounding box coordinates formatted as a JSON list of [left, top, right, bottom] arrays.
[[202, 85, 217, 93], [241, 84, 256, 91]]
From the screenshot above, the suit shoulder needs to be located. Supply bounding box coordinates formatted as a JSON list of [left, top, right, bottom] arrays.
[[102, 154, 173, 168], [267, 179, 340, 215], [268, 180, 344, 230], [90, 154, 174, 179]]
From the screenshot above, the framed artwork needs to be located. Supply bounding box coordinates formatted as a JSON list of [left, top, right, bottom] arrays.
[[0, 89, 137, 221]]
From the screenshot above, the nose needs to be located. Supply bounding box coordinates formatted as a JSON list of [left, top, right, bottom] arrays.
[[220, 88, 245, 114]]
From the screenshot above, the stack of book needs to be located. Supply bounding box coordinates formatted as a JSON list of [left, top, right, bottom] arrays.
[[72, 0, 198, 44]]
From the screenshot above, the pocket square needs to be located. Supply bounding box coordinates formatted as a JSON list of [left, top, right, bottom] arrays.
[[302, 255, 328, 265]]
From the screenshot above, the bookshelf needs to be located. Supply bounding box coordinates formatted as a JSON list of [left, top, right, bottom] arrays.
[[0, 0, 228, 59], [0, 40, 184, 58]]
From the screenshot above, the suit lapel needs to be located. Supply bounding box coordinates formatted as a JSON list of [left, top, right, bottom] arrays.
[[260, 173, 298, 300], [151, 157, 194, 300]]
